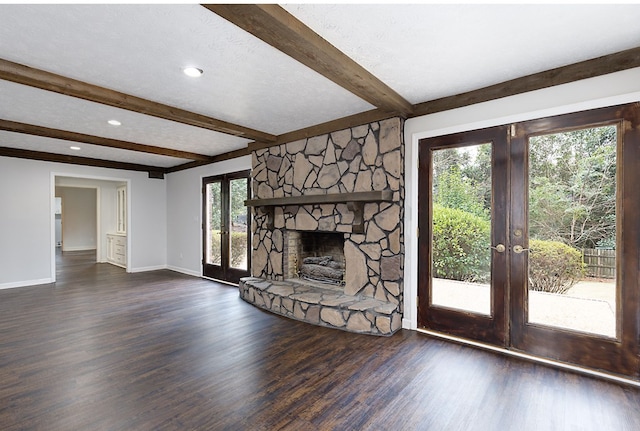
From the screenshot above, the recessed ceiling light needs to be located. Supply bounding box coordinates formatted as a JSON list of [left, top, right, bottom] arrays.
[[183, 67, 204, 78], [69, 146, 81, 151], [108, 119, 121, 126]]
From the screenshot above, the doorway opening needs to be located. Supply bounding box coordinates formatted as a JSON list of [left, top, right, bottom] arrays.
[[52, 175, 129, 282]]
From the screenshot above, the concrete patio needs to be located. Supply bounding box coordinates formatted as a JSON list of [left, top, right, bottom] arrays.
[[432, 278, 616, 338]]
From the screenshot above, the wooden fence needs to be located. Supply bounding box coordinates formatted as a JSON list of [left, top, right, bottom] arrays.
[[582, 248, 615, 279]]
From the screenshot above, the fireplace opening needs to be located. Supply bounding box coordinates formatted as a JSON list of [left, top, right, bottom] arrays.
[[285, 231, 345, 285]]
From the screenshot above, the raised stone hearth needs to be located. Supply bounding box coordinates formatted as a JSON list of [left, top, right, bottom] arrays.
[[239, 277, 402, 336], [243, 117, 405, 336]]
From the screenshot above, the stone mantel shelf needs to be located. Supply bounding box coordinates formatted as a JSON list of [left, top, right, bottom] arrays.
[[245, 190, 393, 208], [245, 190, 393, 233]]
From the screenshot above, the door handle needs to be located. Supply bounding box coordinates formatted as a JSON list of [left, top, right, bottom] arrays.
[[513, 245, 529, 254], [491, 244, 506, 253]]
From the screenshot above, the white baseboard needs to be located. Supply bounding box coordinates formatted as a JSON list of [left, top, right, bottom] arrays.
[[129, 265, 167, 273], [402, 318, 416, 330], [166, 265, 201, 278], [62, 246, 97, 252], [115, 265, 201, 277], [0, 278, 53, 290]]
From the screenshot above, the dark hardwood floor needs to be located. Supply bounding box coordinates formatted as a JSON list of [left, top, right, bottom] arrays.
[[1, 250, 639, 430]]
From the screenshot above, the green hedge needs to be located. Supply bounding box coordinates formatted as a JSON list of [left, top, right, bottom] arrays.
[[210, 230, 248, 268], [529, 239, 585, 294], [432, 204, 490, 282]]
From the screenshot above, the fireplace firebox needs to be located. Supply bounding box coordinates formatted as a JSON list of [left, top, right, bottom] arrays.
[[285, 231, 345, 285]]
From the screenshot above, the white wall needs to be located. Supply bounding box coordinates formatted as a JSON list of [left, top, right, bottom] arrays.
[[56, 186, 97, 251], [0, 157, 53, 287], [0, 157, 167, 288], [130, 174, 167, 272], [166, 156, 251, 276], [403, 67, 640, 330]]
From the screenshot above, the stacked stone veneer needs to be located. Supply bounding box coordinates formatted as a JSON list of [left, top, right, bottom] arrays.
[[241, 117, 404, 336]]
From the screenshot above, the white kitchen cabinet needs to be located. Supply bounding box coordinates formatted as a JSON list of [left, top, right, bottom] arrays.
[[107, 233, 127, 268]]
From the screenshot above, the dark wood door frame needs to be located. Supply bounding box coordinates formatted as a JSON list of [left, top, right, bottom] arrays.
[[418, 126, 509, 346], [202, 170, 251, 284], [509, 104, 640, 377], [418, 102, 640, 379]]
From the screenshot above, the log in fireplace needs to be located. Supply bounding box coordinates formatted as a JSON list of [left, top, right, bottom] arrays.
[[285, 231, 345, 285]]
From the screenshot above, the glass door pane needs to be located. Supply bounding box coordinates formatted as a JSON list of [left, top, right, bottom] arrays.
[[510, 104, 640, 376], [431, 143, 493, 315], [229, 177, 248, 271], [203, 170, 251, 284], [527, 126, 617, 337], [419, 125, 508, 346], [206, 181, 223, 266]]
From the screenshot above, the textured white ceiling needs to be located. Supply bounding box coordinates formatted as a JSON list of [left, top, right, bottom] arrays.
[[0, 80, 250, 156], [0, 4, 639, 169], [0, 4, 373, 135], [283, 4, 640, 104]]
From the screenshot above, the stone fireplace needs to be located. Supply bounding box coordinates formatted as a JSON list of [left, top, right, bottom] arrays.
[[239, 117, 404, 335]]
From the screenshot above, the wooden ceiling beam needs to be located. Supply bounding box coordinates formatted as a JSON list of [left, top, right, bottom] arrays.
[[204, 4, 413, 117], [0, 58, 277, 143], [0, 146, 167, 174], [167, 147, 251, 173], [0, 119, 213, 162], [412, 46, 640, 117]]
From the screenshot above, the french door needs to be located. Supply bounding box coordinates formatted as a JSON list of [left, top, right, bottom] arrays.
[[418, 103, 640, 378], [202, 171, 251, 284]]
